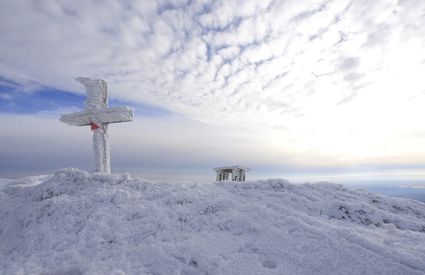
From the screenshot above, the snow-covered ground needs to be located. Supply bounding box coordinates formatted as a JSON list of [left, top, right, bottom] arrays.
[[1, 169, 425, 275]]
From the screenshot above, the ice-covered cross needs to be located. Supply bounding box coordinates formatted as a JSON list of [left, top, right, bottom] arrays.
[[60, 77, 134, 174]]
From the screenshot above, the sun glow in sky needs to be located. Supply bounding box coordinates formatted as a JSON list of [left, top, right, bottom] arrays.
[[1, 0, 425, 182]]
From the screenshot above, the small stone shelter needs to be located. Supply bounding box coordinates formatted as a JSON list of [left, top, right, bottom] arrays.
[[214, 166, 250, 182]]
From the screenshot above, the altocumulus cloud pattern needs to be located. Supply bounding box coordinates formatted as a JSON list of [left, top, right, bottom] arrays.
[[1, 0, 424, 126]]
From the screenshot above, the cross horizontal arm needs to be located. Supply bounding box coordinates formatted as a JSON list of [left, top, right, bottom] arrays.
[[60, 106, 134, 126]]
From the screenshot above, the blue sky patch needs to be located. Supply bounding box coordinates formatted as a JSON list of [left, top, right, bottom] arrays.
[[0, 85, 84, 114], [0, 77, 170, 117]]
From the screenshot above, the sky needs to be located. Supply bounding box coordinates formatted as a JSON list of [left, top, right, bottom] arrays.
[[1, 0, 425, 183]]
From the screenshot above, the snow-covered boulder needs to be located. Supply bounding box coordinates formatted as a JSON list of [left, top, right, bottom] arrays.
[[1, 168, 424, 274]]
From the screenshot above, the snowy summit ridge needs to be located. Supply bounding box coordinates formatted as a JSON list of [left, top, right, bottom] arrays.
[[1, 168, 425, 274]]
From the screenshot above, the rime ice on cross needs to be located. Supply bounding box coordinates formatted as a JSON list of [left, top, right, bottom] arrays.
[[60, 77, 134, 174]]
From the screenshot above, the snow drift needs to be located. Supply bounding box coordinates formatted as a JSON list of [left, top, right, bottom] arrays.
[[1, 168, 425, 274]]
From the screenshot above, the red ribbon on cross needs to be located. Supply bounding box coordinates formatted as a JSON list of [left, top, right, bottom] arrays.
[[90, 122, 100, 130]]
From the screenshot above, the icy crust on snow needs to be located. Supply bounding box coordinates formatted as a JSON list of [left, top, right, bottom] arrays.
[[228, 180, 425, 233], [1, 169, 425, 275]]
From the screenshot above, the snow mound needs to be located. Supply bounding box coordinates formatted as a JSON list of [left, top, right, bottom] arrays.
[[1, 168, 425, 274]]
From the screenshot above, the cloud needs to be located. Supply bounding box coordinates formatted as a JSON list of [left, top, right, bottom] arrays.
[[1, 0, 425, 177]]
